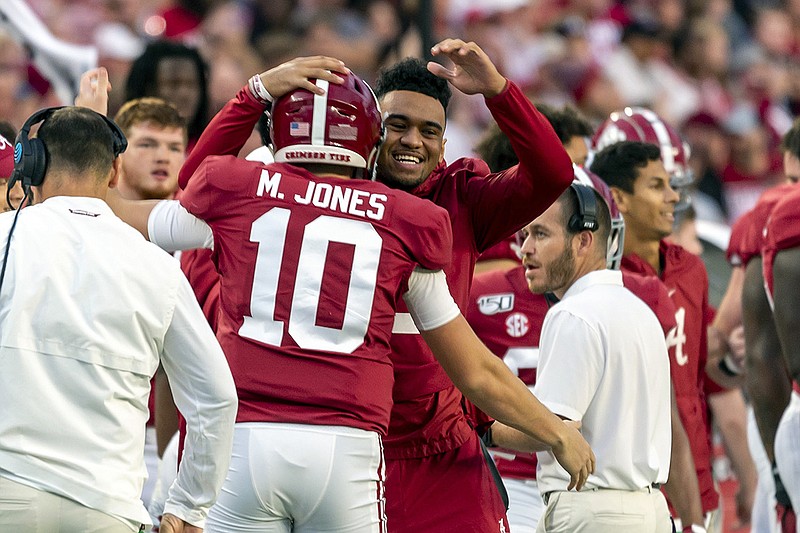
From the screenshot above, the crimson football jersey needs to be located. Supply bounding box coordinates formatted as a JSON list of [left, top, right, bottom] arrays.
[[622, 241, 719, 512], [386, 81, 573, 458], [728, 183, 796, 268], [180, 157, 453, 435]]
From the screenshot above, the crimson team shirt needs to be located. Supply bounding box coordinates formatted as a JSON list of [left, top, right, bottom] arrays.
[[385, 80, 573, 458], [180, 157, 453, 435], [622, 241, 719, 512]]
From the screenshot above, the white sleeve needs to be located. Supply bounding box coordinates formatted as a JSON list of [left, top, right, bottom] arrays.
[[147, 200, 214, 252], [402, 268, 460, 331], [160, 276, 237, 527]]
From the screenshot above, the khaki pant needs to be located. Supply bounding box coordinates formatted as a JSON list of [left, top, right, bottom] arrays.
[[0, 476, 136, 532], [536, 486, 672, 533]]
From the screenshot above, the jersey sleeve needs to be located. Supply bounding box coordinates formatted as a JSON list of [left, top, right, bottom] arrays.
[[461, 81, 573, 252], [179, 85, 267, 189], [398, 196, 454, 271]]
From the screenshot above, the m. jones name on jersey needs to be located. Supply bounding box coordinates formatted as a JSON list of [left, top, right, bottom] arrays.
[[257, 169, 387, 221]]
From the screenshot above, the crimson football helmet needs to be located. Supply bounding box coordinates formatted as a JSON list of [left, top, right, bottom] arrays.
[[591, 107, 693, 199], [270, 71, 383, 176]]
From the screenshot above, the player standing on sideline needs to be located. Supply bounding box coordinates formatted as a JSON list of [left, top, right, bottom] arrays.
[[114, 57, 594, 532], [524, 183, 672, 533], [371, 41, 573, 533], [591, 140, 719, 533], [0, 105, 237, 533]]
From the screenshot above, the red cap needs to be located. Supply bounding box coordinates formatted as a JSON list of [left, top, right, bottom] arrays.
[[0, 135, 14, 178]]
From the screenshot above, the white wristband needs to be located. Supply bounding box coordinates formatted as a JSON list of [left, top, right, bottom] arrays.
[[248, 75, 274, 104]]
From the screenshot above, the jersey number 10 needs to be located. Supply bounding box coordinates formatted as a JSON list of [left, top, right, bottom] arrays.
[[239, 207, 382, 354]]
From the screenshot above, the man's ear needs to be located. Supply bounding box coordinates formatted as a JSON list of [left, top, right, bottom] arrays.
[[439, 137, 447, 163], [108, 157, 121, 189], [575, 230, 594, 257], [610, 187, 627, 214]]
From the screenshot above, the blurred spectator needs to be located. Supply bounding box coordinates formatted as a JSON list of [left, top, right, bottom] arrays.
[[682, 112, 731, 222], [125, 40, 209, 150]]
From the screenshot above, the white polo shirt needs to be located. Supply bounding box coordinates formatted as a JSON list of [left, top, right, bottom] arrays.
[[534, 269, 671, 495], [0, 197, 237, 529]]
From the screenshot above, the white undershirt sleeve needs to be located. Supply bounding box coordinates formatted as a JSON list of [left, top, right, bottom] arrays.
[[147, 200, 214, 252], [402, 268, 460, 331]]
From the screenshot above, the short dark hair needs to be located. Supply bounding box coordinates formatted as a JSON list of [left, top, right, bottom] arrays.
[[374, 57, 451, 113], [38, 107, 117, 180], [558, 186, 612, 258], [781, 118, 800, 159], [590, 140, 661, 193], [125, 40, 209, 141], [535, 104, 593, 145], [474, 122, 516, 173]]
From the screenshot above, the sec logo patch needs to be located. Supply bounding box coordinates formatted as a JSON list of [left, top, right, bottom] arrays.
[[505, 313, 529, 338]]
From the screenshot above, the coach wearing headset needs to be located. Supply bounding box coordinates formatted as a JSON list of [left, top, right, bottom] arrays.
[[0, 103, 237, 533], [505, 183, 673, 532]]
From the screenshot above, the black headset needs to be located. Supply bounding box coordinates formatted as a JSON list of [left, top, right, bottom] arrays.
[[567, 182, 599, 233], [9, 106, 128, 191]]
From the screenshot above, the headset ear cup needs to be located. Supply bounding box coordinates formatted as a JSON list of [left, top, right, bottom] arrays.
[[24, 137, 48, 188]]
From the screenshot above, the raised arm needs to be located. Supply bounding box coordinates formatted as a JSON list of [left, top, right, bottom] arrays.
[[429, 39, 573, 250]]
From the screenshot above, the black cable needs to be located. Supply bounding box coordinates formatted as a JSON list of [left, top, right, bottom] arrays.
[[0, 186, 31, 295]]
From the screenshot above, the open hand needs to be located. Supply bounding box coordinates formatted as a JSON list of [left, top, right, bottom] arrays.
[[74, 67, 111, 115], [428, 39, 506, 98]]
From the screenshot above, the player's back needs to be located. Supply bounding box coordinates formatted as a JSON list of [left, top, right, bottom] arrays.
[[180, 158, 452, 436]]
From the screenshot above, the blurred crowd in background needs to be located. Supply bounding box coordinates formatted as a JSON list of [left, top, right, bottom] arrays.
[[3, 0, 800, 230]]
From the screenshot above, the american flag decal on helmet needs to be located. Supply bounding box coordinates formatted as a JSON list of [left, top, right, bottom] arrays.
[[290, 122, 309, 136]]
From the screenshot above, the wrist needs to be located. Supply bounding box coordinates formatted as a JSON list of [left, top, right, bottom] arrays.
[[248, 74, 274, 105], [484, 77, 508, 99]]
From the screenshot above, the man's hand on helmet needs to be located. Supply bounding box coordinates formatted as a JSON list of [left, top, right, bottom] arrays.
[[259, 56, 348, 100]]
